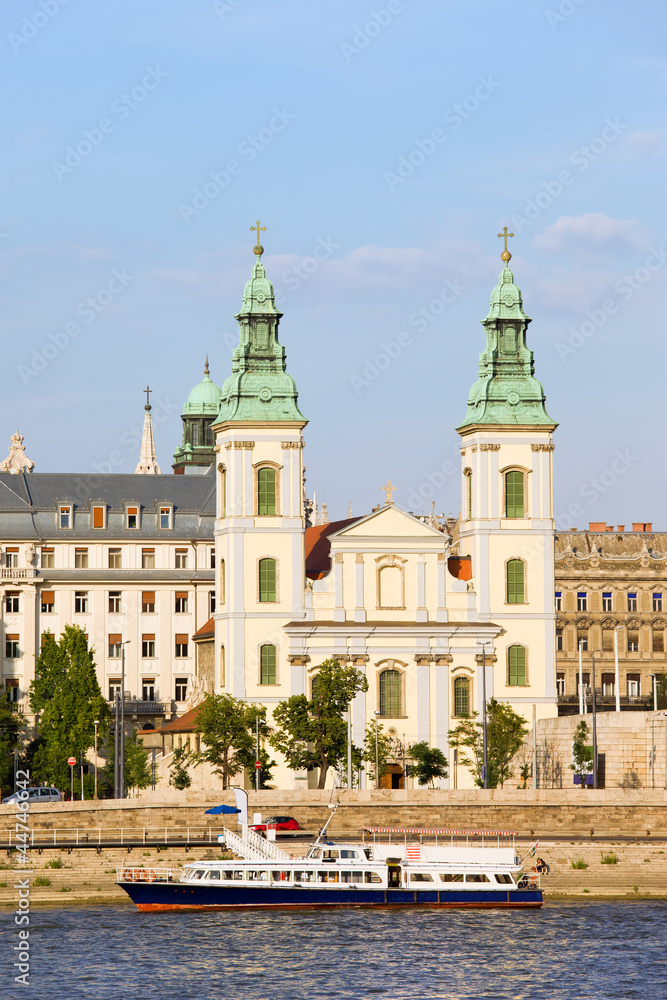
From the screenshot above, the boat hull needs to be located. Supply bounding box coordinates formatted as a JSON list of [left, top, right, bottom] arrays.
[[118, 881, 543, 911]]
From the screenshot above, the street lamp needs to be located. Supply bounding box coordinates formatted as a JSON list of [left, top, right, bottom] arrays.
[[119, 641, 131, 799], [374, 710, 380, 789], [613, 625, 623, 713], [476, 641, 492, 789], [590, 649, 602, 789], [93, 720, 99, 800]]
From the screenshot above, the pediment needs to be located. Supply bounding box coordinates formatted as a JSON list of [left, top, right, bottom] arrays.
[[332, 505, 445, 540]]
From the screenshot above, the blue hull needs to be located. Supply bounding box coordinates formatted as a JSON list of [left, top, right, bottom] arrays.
[[118, 881, 543, 911]]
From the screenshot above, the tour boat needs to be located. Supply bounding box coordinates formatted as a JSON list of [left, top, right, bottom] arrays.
[[116, 822, 542, 912]]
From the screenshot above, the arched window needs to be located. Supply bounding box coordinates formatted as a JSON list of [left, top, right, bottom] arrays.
[[257, 468, 277, 516], [505, 471, 524, 518], [379, 669, 402, 716], [219, 559, 226, 604], [464, 468, 472, 520], [260, 644, 277, 684], [258, 558, 277, 602], [506, 559, 525, 604], [311, 675, 320, 701], [220, 645, 225, 688], [453, 677, 470, 717], [508, 645, 527, 686]]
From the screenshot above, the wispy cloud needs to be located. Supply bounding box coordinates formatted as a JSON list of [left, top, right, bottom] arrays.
[[534, 213, 651, 255]]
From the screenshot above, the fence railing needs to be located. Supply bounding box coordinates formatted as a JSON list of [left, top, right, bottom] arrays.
[[116, 866, 180, 883], [0, 826, 219, 848]]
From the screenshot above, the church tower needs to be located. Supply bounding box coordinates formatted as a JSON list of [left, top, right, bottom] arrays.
[[211, 224, 308, 698], [457, 232, 558, 718], [172, 360, 222, 474]]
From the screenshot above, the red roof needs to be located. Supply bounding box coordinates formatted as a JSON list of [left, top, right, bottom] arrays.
[[154, 705, 202, 733], [305, 518, 361, 579], [193, 617, 215, 639]]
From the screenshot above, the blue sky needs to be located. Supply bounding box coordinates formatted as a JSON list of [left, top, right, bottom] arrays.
[[1, 0, 666, 527]]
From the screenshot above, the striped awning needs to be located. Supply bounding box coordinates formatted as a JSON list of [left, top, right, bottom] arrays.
[[360, 827, 517, 836]]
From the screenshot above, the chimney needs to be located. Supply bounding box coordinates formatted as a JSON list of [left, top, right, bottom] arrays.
[[632, 522, 652, 532], [617, 525, 625, 532], [588, 522, 607, 532]]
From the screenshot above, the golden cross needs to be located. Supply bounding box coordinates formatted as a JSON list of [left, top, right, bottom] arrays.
[[250, 219, 267, 248], [497, 226, 514, 253], [143, 385, 152, 407], [382, 479, 397, 505]]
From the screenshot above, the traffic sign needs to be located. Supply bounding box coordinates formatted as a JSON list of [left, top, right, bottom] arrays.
[[254, 761, 262, 769], [67, 757, 76, 766]]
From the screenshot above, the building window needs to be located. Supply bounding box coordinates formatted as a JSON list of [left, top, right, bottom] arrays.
[[627, 674, 640, 698], [159, 506, 172, 530], [74, 591, 88, 614], [506, 560, 525, 604], [601, 673, 615, 697], [5, 592, 19, 613], [5, 679, 19, 702], [453, 677, 470, 717], [5, 548, 18, 568], [59, 505, 72, 529], [311, 675, 321, 701], [257, 467, 277, 516], [577, 592, 587, 612], [556, 629, 563, 651], [653, 593, 663, 613], [108, 679, 121, 701], [74, 548, 88, 569], [175, 678, 188, 702], [554, 591, 562, 611], [5, 635, 19, 659], [142, 681, 156, 702], [108, 592, 122, 613], [260, 644, 277, 684], [142, 591, 155, 614], [92, 505, 105, 529], [627, 593, 638, 612], [259, 558, 277, 603], [627, 630, 639, 652], [142, 634, 156, 658], [142, 548, 155, 569], [602, 592, 612, 612], [41, 548, 54, 569], [505, 471, 524, 518], [41, 590, 55, 613], [175, 634, 189, 657], [175, 591, 188, 613], [556, 673, 565, 696], [602, 629, 614, 652], [175, 548, 188, 569], [577, 672, 590, 695], [653, 630, 664, 653], [220, 559, 226, 604], [126, 506, 139, 529], [507, 645, 527, 686], [108, 548, 122, 569], [210, 548, 215, 570], [577, 631, 588, 652], [108, 634, 122, 658], [464, 469, 472, 520], [209, 590, 215, 615], [379, 669, 402, 716]]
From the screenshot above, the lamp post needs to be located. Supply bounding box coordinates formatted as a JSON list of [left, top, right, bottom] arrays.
[[374, 710, 380, 789], [93, 720, 99, 800], [114, 691, 120, 800], [591, 649, 601, 789], [119, 641, 131, 799], [613, 626, 623, 712], [476, 641, 491, 789], [578, 641, 585, 715], [347, 706, 353, 790]]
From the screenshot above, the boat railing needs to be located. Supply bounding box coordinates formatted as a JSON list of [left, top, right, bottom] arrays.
[[220, 826, 292, 862], [517, 873, 541, 890], [360, 827, 517, 850], [116, 866, 178, 883]]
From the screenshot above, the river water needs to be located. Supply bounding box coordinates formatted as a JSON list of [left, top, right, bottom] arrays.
[[3, 901, 667, 1000]]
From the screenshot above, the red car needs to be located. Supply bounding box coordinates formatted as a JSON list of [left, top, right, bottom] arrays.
[[249, 815, 302, 834]]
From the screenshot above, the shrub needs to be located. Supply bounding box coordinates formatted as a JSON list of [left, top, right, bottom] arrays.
[[571, 859, 588, 869], [46, 858, 64, 869], [34, 877, 51, 886], [601, 852, 618, 865], [58, 886, 72, 893]]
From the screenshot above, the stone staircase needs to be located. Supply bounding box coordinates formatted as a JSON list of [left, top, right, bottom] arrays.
[[532, 841, 667, 896]]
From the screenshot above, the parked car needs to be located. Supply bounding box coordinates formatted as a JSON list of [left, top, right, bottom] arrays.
[[2, 787, 62, 805], [249, 815, 302, 833]]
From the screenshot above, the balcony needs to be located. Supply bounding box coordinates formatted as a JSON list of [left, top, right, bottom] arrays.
[[557, 694, 654, 713], [1, 568, 36, 579], [107, 700, 170, 715]]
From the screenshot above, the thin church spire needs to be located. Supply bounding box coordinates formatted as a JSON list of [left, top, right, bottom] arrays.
[[135, 387, 162, 475]]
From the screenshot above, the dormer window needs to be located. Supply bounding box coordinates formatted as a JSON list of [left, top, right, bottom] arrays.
[[126, 506, 139, 529], [59, 505, 72, 529], [159, 506, 173, 530], [92, 505, 106, 529]]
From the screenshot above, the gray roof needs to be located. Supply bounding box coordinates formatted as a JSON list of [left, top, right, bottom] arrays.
[[0, 470, 215, 541]]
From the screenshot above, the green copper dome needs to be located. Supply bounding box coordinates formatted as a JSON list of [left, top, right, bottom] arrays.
[[457, 262, 556, 430], [182, 361, 222, 416], [214, 254, 307, 425]]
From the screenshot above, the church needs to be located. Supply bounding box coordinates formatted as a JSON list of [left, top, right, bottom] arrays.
[[0, 227, 559, 789]]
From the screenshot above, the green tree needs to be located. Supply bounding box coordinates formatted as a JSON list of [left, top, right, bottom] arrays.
[[448, 698, 528, 788], [0, 691, 26, 797], [570, 720, 594, 786], [363, 721, 403, 784], [104, 729, 153, 796], [30, 627, 110, 794], [169, 746, 192, 790], [270, 659, 368, 789], [408, 741, 448, 787], [193, 694, 269, 789]]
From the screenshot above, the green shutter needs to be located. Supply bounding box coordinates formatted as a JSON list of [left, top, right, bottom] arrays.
[[505, 471, 524, 518], [260, 644, 277, 684], [258, 558, 277, 602], [507, 560, 525, 604], [379, 670, 402, 716], [454, 677, 470, 717], [257, 468, 277, 516], [508, 646, 526, 686]]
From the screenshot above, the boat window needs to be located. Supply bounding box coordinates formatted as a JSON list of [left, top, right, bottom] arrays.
[[322, 850, 339, 861], [271, 871, 291, 882], [294, 871, 315, 883], [465, 873, 490, 883], [310, 849, 321, 860], [339, 850, 358, 859], [410, 873, 434, 882], [363, 848, 371, 860], [221, 870, 236, 881], [440, 873, 464, 882], [495, 873, 514, 884], [247, 870, 269, 881], [317, 870, 339, 883], [340, 871, 363, 883], [365, 872, 382, 884], [192, 870, 206, 880], [209, 870, 221, 881]]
